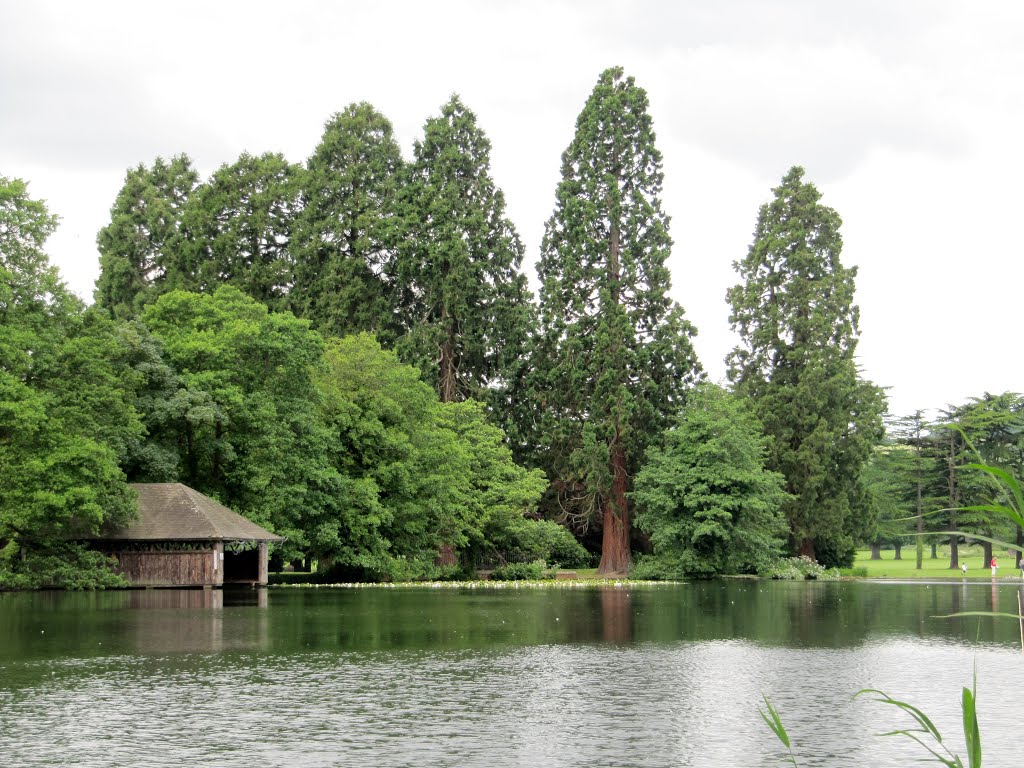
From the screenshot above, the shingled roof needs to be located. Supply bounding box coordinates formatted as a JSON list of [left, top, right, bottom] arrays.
[[102, 483, 285, 542]]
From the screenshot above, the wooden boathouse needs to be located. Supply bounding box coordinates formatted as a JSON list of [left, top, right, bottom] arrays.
[[96, 483, 284, 588]]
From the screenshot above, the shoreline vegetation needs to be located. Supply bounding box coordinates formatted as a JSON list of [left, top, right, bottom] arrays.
[[3, 66, 1022, 593], [263, 545, 1024, 588]]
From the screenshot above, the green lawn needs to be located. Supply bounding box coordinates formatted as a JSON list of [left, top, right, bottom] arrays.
[[853, 546, 1024, 579]]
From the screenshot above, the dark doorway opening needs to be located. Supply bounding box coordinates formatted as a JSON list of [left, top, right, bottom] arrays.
[[224, 548, 260, 583]]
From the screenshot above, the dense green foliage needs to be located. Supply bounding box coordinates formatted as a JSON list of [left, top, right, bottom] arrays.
[[176, 151, 302, 309], [139, 287, 333, 547], [12, 66, 1017, 587], [312, 334, 551, 580], [291, 103, 405, 341], [726, 167, 885, 567], [396, 96, 533, 405], [95, 155, 199, 318], [632, 385, 789, 577], [1, 177, 139, 588], [533, 67, 701, 575]]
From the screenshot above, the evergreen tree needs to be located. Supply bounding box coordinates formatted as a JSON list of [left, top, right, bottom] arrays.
[[533, 67, 701, 575], [397, 95, 533, 404], [938, 393, 1024, 567], [726, 166, 885, 567], [632, 384, 789, 577], [95, 155, 199, 318], [291, 103, 405, 341], [886, 411, 946, 568], [860, 442, 916, 560], [175, 151, 302, 310]]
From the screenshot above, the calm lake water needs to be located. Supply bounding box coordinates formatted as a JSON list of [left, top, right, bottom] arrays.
[[2, 580, 1023, 767]]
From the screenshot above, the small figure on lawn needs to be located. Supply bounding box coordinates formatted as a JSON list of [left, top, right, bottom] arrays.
[[990, 556, 998, 577], [960, 562, 968, 575]]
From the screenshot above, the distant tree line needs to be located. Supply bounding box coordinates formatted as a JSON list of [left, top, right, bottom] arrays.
[[861, 397, 1024, 571], [7, 66, 1004, 589]]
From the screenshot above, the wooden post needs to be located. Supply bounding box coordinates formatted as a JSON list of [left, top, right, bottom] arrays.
[[214, 542, 224, 587], [258, 541, 269, 585]]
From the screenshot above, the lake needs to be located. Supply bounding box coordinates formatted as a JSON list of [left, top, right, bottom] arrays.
[[1, 580, 1022, 767]]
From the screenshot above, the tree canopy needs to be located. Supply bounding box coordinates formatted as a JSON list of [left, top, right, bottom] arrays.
[[396, 95, 534, 405], [726, 166, 885, 567], [1, 176, 140, 588], [633, 384, 789, 577], [533, 67, 701, 574]]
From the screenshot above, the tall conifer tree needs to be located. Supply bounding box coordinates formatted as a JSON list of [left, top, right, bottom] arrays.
[[291, 103, 405, 341], [175, 151, 302, 311], [95, 155, 198, 318], [533, 67, 701, 575], [397, 95, 532, 404], [726, 166, 885, 567]]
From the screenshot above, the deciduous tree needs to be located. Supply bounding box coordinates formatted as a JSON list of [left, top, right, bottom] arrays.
[[1, 176, 140, 587], [140, 287, 335, 549]]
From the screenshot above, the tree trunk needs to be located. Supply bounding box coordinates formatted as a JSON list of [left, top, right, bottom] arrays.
[[915, 469, 924, 569], [799, 537, 815, 561], [435, 544, 457, 567], [982, 540, 993, 568], [947, 431, 960, 569], [893, 543, 902, 560], [597, 436, 631, 576], [596, 187, 630, 578], [438, 318, 457, 404], [870, 543, 882, 560], [930, 541, 938, 559]]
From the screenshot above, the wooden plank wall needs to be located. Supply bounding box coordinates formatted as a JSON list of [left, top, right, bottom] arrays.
[[114, 550, 217, 587]]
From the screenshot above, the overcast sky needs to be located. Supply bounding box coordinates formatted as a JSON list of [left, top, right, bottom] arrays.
[[2, 0, 1021, 419]]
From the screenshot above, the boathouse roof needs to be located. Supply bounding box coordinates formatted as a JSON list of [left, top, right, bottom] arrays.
[[102, 483, 285, 542]]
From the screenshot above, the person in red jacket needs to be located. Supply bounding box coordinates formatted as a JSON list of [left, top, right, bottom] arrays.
[[990, 556, 998, 577]]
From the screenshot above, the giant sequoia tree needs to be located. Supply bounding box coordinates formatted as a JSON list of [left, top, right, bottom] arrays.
[[726, 166, 885, 567], [397, 96, 533, 403], [534, 67, 701, 575]]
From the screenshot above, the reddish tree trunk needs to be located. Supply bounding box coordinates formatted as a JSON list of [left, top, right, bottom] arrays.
[[597, 436, 631, 576], [435, 544, 457, 567], [799, 537, 815, 560]]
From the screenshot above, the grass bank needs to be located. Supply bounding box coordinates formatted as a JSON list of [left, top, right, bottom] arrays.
[[853, 544, 1023, 580]]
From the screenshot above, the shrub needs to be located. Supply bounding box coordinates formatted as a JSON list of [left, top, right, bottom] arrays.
[[0, 544, 128, 591], [761, 555, 840, 581], [630, 555, 688, 581], [490, 560, 552, 581]]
